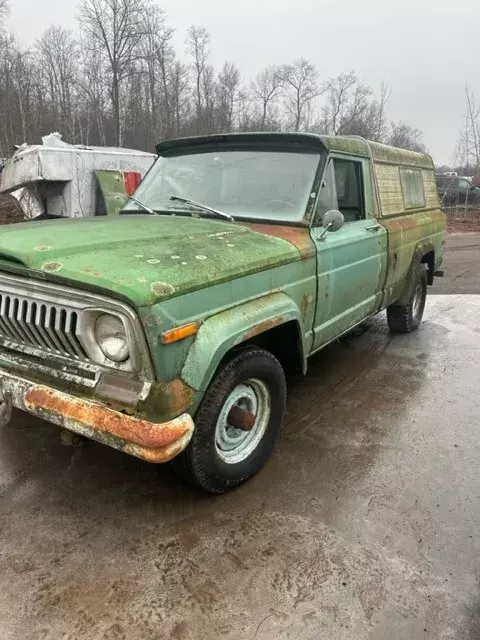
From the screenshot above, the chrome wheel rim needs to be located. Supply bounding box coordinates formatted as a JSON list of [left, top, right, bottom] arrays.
[[412, 279, 423, 318], [215, 378, 271, 464]]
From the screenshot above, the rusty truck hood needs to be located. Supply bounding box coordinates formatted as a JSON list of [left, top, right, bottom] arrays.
[[0, 215, 311, 306]]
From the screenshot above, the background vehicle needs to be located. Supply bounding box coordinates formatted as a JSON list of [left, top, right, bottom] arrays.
[[436, 173, 480, 206]]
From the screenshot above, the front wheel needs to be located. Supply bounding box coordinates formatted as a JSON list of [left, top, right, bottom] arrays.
[[387, 263, 428, 333], [172, 347, 286, 493]]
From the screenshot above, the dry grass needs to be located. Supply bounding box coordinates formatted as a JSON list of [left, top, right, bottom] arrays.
[[444, 206, 480, 234]]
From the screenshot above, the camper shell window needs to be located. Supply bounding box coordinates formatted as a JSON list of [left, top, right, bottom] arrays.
[[400, 168, 425, 210]]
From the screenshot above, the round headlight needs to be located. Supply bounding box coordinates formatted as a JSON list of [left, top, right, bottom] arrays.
[[95, 314, 129, 362]]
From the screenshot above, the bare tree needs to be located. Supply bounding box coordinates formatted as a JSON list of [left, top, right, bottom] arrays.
[[77, 41, 109, 145], [320, 71, 361, 135], [456, 86, 480, 171], [79, 0, 151, 145], [387, 121, 426, 153], [186, 25, 210, 129], [250, 65, 283, 130], [318, 72, 391, 140], [170, 61, 191, 137], [202, 63, 216, 133], [375, 82, 391, 142], [36, 26, 79, 140], [0, 10, 431, 160], [236, 90, 255, 132], [0, 35, 38, 148], [216, 62, 240, 132], [281, 59, 319, 131], [0, 0, 9, 27], [139, 6, 175, 140]]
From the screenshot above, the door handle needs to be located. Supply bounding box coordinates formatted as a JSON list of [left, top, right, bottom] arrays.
[[366, 224, 382, 232]]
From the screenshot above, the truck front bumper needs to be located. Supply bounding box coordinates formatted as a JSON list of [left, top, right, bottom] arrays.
[[0, 370, 194, 463]]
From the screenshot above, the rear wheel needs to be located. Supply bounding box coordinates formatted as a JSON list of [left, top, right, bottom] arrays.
[[172, 347, 286, 493], [387, 263, 428, 333]]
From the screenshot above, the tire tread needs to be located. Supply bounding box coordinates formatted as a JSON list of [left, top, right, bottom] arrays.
[[171, 347, 286, 493]]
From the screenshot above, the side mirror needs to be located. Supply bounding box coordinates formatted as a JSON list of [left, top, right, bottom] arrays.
[[322, 209, 344, 232]]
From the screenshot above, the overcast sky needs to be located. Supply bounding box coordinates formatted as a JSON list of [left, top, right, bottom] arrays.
[[10, 0, 480, 164]]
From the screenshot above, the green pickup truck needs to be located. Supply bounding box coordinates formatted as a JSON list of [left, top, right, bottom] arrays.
[[0, 133, 445, 493]]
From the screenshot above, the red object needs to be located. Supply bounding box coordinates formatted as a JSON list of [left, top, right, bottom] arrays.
[[123, 171, 142, 196]]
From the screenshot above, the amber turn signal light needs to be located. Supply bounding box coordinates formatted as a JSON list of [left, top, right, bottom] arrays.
[[161, 322, 198, 344]]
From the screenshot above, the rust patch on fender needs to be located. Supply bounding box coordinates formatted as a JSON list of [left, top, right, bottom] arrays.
[[166, 378, 196, 416], [243, 316, 285, 341], [300, 294, 312, 320], [41, 261, 63, 272], [246, 223, 315, 259], [151, 281, 175, 296], [82, 266, 102, 278], [136, 378, 196, 422], [24, 386, 192, 449]]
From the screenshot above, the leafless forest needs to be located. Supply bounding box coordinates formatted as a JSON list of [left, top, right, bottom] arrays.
[[0, 0, 428, 157]]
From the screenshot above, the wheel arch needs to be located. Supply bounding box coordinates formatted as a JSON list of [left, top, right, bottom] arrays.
[[397, 241, 435, 305], [181, 292, 307, 396], [420, 248, 435, 285]]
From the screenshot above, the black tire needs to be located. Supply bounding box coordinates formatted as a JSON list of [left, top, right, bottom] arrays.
[[171, 347, 286, 493], [387, 263, 428, 333]]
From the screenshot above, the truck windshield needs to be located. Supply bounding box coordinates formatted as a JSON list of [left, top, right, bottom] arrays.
[[121, 150, 320, 222]]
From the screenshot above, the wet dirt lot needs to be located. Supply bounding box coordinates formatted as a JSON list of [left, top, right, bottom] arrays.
[[1, 238, 480, 640]]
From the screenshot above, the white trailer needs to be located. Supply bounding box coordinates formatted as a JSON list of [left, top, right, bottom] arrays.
[[0, 133, 156, 219]]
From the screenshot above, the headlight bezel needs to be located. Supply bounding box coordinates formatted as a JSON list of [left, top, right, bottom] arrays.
[[79, 308, 142, 373], [95, 313, 130, 363]]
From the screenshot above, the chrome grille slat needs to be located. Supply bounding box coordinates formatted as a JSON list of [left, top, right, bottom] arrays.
[[5, 297, 26, 343], [0, 295, 16, 340], [54, 309, 76, 355], [63, 310, 86, 358], [17, 299, 38, 346], [44, 307, 65, 354], [36, 304, 57, 351], [25, 302, 49, 349], [0, 291, 87, 361], [12, 298, 31, 344]]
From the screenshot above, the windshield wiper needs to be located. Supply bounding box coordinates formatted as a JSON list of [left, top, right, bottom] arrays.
[[126, 195, 156, 215], [169, 195, 234, 222]]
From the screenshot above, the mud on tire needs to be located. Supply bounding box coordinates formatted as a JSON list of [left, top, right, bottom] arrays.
[[171, 347, 286, 494], [387, 262, 428, 333]]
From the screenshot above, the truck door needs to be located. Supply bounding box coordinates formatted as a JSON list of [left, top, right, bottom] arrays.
[[310, 155, 387, 351]]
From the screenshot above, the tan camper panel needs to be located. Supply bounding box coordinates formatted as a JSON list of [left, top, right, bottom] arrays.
[[368, 141, 440, 217]]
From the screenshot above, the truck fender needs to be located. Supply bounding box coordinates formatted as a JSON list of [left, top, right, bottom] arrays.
[[181, 292, 306, 392], [397, 241, 435, 305]]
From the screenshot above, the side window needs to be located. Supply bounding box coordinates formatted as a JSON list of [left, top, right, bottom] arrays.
[[313, 160, 337, 225], [314, 158, 365, 225], [334, 160, 365, 222]]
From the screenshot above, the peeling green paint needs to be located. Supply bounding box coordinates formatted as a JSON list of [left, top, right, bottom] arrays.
[[41, 261, 63, 272], [0, 216, 301, 306]]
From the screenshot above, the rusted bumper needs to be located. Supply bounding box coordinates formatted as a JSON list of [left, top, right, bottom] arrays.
[[0, 370, 194, 463]]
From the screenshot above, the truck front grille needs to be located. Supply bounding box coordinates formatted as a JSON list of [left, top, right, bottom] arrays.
[[0, 293, 88, 360], [0, 272, 153, 386]]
